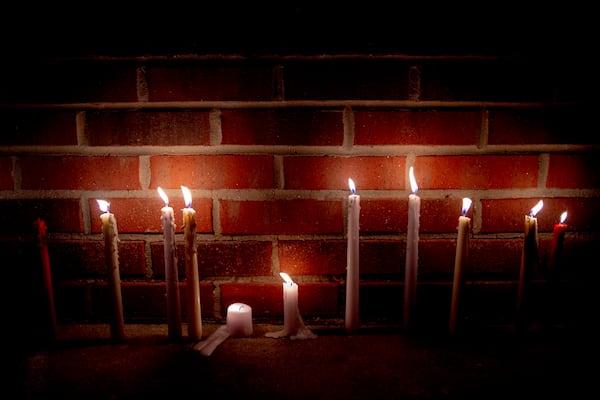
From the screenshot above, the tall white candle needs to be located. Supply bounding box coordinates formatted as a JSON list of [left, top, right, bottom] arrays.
[[403, 166, 420, 331], [345, 178, 360, 333], [181, 185, 202, 342], [157, 187, 182, 341], [265, 273, 317, 340], [516, 199, 543, 331], [97, 200, 125, 341], [449, 197, 472, 335]]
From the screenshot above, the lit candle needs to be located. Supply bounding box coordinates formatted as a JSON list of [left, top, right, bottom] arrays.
[[265, 273, 317, 340], [97, 200, 125, 341], [548, 211, 568, 281], [345, 178, 360, 333], [34, 218, 57, 340], [226, 302, 253, 337], [181, 185, 202, 342], [157, 187, 182, 341], [449, 197, 472, 335], [403, 166, 420, 331], [516, 199, 543, 330]]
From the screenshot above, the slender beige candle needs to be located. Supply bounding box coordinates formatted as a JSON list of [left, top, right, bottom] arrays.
[[157, 188, 182, 341], [449, 197, 472, 335], [516, 199, 543, 331], [97, 200, 125, 341], [181, 185, 202, 342], [404, 166, 420, 331]]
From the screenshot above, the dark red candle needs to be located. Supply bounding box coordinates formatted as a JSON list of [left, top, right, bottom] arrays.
[[549, 211, 568, 278]]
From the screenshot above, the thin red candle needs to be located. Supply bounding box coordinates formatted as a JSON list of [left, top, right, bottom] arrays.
[[34, 218, 58, 340], [549, 211, 568, 279]]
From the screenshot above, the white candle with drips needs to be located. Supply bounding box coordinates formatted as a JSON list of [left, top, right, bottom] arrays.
[[181, 185, 202, 341], [265, 273, 317, 340], [97, 199, 125, 341]]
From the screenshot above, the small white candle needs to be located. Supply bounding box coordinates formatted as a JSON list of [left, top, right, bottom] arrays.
[[97, 199, 125, 341], [345, 178, 360, 333], [181, 185, 202, 342], [449, 197, 472, 334], [516, 199, 543, 330], [226, 303, 253, 337], [265, 272, 317, 340], [403, 166, 420, 331], [157, 187, 182, 341]]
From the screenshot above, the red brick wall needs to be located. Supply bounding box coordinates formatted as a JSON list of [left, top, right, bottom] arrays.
[[1, 54, 597, 333]]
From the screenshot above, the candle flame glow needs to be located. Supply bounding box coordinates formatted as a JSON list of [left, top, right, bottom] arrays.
[[97, 199, 110, 213], [280, 272, 294, 285], [348, 178, 356, 194], [157, 187, 169, 206], [409, 166, 418, 194], [461, 198, 472, 216], [530, 200, 544, 217], [560, 211, 567, 224], [181, 185, 192, 208]]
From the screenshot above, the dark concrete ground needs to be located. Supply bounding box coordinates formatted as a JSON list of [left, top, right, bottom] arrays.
[[11, 321, 593, 399]]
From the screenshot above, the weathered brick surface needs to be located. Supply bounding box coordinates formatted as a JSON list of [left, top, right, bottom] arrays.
[[1, 53, 596, 328]]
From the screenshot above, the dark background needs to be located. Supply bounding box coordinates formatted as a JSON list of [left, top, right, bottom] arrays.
[[1, 2, 593, 58]]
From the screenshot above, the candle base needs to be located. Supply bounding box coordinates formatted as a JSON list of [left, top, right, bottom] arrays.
[[265, 325, 317, 340]]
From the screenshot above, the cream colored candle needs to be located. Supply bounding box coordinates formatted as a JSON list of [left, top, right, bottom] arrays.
[[265, 273, 317, 340], [449, 197, 472, 334], [157, 188, 182, 341], [345, 178, 360, 333], [516, 199, 543, 330], [181, 185, 202, 342], [403, 166, 420, 331], [97, 200, 125, 341]]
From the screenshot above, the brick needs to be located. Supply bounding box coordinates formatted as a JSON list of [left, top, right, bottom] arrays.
[[89, 197, 212, 233], [547, 154, 600, 189], [221, 109, 344, 145], [150, 155, 274, 189], [196, 241, 272, 277], [147, 63, 275, 101], [150, 242, 186, 279], [0, 110, 77, 145], [0, 157, 12, 189], [2, 61, 138, 103], [220, 282, 339, 317], [284, 156, 405, 190], [87, 111, 211, 146], [220, 199, 343, 234], [354, 110, 480, 145], [468, 238, 522, 277], [360, 199, 405, 233], [283, 59, 410, 100], [489, 109, 592, 145], [20, 155, 140, 190], [279, 240, 346, 275], [420, 59, 558, 102], [360, 240, 403, 275], [415, 155, 538, 189], [50, 240, 146, 278], [0, 199, 82, 233], [481, 199, 546, 233]]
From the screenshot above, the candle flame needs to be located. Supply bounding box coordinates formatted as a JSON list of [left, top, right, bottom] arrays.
[[97, 199, 110, 213], [560, 211, 567, 224], [461, 198, 472, 216], [530, 200, 543, 217], [157, 187, 169, 206], [181, 185, 192, 208], [409, 166, 418, 194], [280, 272, 294, 285], [348, 178, 356, 194]]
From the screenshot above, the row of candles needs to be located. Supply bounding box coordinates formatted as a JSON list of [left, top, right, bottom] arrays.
[[89, 167, 567, 342]]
